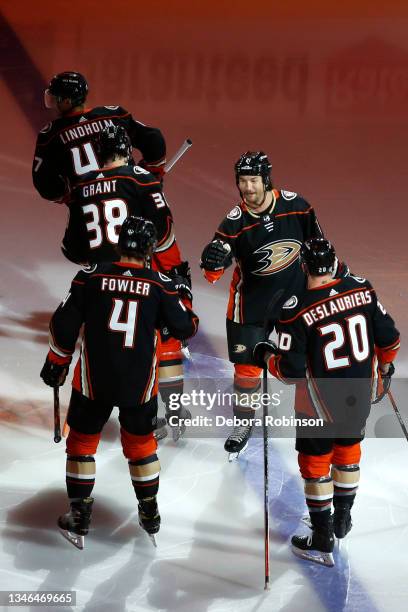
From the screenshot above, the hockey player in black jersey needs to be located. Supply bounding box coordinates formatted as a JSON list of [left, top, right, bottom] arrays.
[[32, 71, 166, 202], [253, 238, 400, 566], [200, 152, 324, 459], [62, 124, 192, 442], [40, 217, 199, 548]]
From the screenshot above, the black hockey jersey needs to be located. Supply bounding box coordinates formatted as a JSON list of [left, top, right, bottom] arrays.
[[48, 262, 198, 406], [203, 190, 323, 325], [270, 275, 400, 424], [32, 106, 166, 201], [62, 164, 180, 268]]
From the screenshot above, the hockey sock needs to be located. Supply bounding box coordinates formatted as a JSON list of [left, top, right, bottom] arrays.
[[159, 378, 183, 412], [331, 464, 360, 508], [304, 475, 333, 520], [66, 455, 95, 500], [128, 454, 160, 500]]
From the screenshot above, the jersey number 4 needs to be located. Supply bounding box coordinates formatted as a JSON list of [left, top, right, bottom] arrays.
[[109, 299, 138, 348], [318, 314, 369, 370], [71, 142, 99, 176], [83, 199, 128, 248]]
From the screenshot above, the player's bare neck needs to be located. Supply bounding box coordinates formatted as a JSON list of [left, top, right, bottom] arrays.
[[120, 256, 145, 267], [308, 274, 334, 289], [62, 104, 85, 117], [103, 158, 126, 170]]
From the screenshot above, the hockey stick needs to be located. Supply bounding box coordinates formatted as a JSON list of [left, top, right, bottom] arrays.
[[164, 139, 193, 174], [262, 363, 270, 590], [262, 288, 285, 590], [388, 390, 408, 441], [53, 387, 61, 443]]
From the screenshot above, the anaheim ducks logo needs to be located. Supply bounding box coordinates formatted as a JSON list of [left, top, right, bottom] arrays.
[[252, 239, 301, 276]]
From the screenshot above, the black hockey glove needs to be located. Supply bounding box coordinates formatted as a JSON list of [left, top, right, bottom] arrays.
[[200, 240, 232, 271], [173, 276, 193, 302], [372, 362, 395, 404], [253, 341, 278, 368], [40, 358, 69, 387]]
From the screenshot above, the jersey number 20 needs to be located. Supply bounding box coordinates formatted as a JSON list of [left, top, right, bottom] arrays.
[[318, 314, 369, 370]]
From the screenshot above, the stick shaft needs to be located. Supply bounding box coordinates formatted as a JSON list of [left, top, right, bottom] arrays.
[[164, 139, 192, 173], [388, 390, 408, 441], [53, 387, 61, 443], [263, 365, 270, 589]]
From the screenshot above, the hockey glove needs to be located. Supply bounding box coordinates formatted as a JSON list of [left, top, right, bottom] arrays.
[[253, 341, 278, 368], [173, 275, 193, 302], [138, 159, 165, 181], [372, 362, 395, 404], [40, 358, 69, 387], [200, 240, 232, 271], [168, 261, 192, 287]]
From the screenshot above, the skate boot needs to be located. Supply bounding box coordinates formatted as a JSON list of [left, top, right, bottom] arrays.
[[165, 407, 191, 442], [154, 416, 168, 441], [224, 424, 253, 462], [58, 497, 93, 550], [138, 496, 161, 546], [333, 503, 352, 539], [291, 516, 334, 567]]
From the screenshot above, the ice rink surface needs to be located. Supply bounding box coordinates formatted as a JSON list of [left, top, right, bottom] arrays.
[[1, 2, 408, 610]]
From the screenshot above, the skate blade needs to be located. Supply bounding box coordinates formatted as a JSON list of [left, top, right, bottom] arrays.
[[59, 528, 84, 550], [148, 533, 158, 547], [227, 441, 249, 462], [291, 545, 334, 567], [171, 425, 187, 443]]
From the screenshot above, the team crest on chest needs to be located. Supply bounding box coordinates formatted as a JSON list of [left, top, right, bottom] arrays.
[[252, 239, 301, 276]]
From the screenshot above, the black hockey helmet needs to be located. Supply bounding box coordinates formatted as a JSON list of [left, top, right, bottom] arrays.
[[301, 238, 336, 276], [235, 151, 272, 190], [118, 216, 157, 257], [96, 125, 132, 165], [45, 71, 88, 107]]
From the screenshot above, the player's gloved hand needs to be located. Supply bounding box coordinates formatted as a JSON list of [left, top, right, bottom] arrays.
[[372, 362, 395, 404], [168, 261, 192, 287], [138, 159, 165, 181], [200, 240, 232, 271], [253, 341, 278, 368], [173, 275, 193, 303], [40, 358, 69, 387]]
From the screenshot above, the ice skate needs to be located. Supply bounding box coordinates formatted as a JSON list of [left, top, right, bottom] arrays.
[[333, 503, 352, 539], [154, 416, 168, 441], [58, 497, 93, 550], [224, 424, 252, 462], [291, 519, 334, 567], [138, 496, 161, 546]]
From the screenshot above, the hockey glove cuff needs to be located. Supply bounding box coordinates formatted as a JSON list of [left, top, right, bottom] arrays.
[[40, 356, 70, 387], [253, 341, 278, 368]]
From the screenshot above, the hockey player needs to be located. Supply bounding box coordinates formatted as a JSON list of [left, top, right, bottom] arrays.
[[32, 71, 166, 202], [63, 124, 191, 441], [40, 217, 198, 548], [200, 152, 323, 459], [253, 238, 400, 566]]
